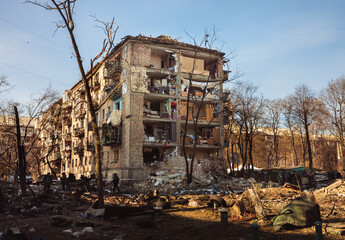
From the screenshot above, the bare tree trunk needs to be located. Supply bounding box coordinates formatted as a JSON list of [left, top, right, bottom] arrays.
[[305, 121, 313, 170], [45, 139, 57, 179], [14, 106, 26, 194], [274, 135, 279, 166], [51, 0, 104, 207], [289, 129, 298, 166]]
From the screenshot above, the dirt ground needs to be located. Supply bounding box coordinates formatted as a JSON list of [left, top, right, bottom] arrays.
[[0, 180, 344, 240]]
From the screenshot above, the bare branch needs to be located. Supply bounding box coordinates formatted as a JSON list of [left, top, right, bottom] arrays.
[[91, 16, 119, 63]]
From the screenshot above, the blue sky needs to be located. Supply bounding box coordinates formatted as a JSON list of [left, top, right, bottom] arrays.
[[1, 0, 345, 104]]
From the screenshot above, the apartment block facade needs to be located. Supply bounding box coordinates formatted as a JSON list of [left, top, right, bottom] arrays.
[[40, 35, 228, 180]]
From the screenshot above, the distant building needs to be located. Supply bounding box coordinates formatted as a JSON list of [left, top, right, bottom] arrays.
[[225, 127, 342, 172], [0, 115, 39, 180]]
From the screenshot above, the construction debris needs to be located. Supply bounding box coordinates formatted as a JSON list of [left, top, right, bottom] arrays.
[[1, 175, 345, 239]]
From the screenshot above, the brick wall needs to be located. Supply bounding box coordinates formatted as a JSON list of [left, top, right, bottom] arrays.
[[132, 43, 151, 67], [128, 93, 145, 177]]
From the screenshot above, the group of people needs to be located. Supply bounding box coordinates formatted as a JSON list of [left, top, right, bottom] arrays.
[[42, 172, 121, 193], [278, 169, 315, 189]]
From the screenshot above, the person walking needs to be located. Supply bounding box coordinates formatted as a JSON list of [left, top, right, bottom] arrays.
[[112, 173, 120, 193]]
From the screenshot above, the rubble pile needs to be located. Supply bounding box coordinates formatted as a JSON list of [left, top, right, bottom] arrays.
[[0, 176, 345, 239], [314, 179, 345, 217], [313, 179, 345, 236]]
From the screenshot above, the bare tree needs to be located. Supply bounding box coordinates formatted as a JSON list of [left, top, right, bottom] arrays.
[[180, 29, 241, 184], [264, 99, 282, 167], [0, 86, 58, 194], [0, 75, 9, 95], [230, 82, 264, 174], [291, 84, 316, 170], [281, 96, 299, 166], [27, 0, 118, 207], [320, 76, 345, 172]]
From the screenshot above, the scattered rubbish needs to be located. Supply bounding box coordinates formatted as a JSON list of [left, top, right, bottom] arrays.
[[69, 227, 94, 237], [87, 207, 105, 217], [0, 168, 344, 238], [1, 227, 28, 240], [209, 196, 227, 209], [188, 199, 199, 208], [229, 199, 246, 219], [113, 233, 126, 240]]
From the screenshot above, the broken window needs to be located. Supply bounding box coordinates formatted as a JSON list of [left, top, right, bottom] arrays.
[[114, 102, 120, 110], [181, 54, 219, 79], [144, 122, 176, 143], [143, 148, 161, 163]]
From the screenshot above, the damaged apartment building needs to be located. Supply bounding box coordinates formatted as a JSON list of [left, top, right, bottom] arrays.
[[40, 35, 228, 180]]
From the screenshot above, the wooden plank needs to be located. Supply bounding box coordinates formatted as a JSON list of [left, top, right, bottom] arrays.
[[247, 188, 266, 220]]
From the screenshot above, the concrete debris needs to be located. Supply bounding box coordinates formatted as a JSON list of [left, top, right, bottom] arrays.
[[87, 207, 105, 217], [69, 227, 94, 237], [1, 173, 345, 239], [324, 223, 345, 236], [188, 199, 199, 208], [228, 199, 246, 219], [113, 233, 126, 240]]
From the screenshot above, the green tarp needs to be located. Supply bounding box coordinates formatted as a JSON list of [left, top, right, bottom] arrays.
[[271, 195, 321, 231]]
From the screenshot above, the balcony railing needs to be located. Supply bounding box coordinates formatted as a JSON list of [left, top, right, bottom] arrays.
[[102, 134, 121, 147], [75, 109, 86, 118], [74, 127, 85, 138], [62, 101, 72, 109], [65, 132, 72, 141], [86, 143, 95, 151], [61, 144, 71, 152], [102, 124, 121, 147], [53, 152, 61, 160], [73, 144, 84, 154], [106, 62, 122, 76], [94, 81, 100, 90], [104, 80, 115, 92]]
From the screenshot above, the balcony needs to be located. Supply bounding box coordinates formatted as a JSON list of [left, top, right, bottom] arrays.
[[90, 100, 99, 110], [102, 134, 121, 147], [63, 116, 72, 126], [62, 101, 72, 109], [74, 144, 84, 154], [102, 124, 121, 147], [79, 92, 86, 101], [62, 132, 72, 141], [88, 122, 93, 131], [86, 143, 95, 151], [74, 127, 85, 138], [106, 61, 122, 76], [146, 76, 178, 96], [52, 152, 61, 160], [61, 144, 71, 153], [53, 108, 61, 117], [143, 98, 177, 121], [104, 79, 115, 92], [94, 81, 100, 90], [75, 109, 86, 118], [144, 122, 177, 144]]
